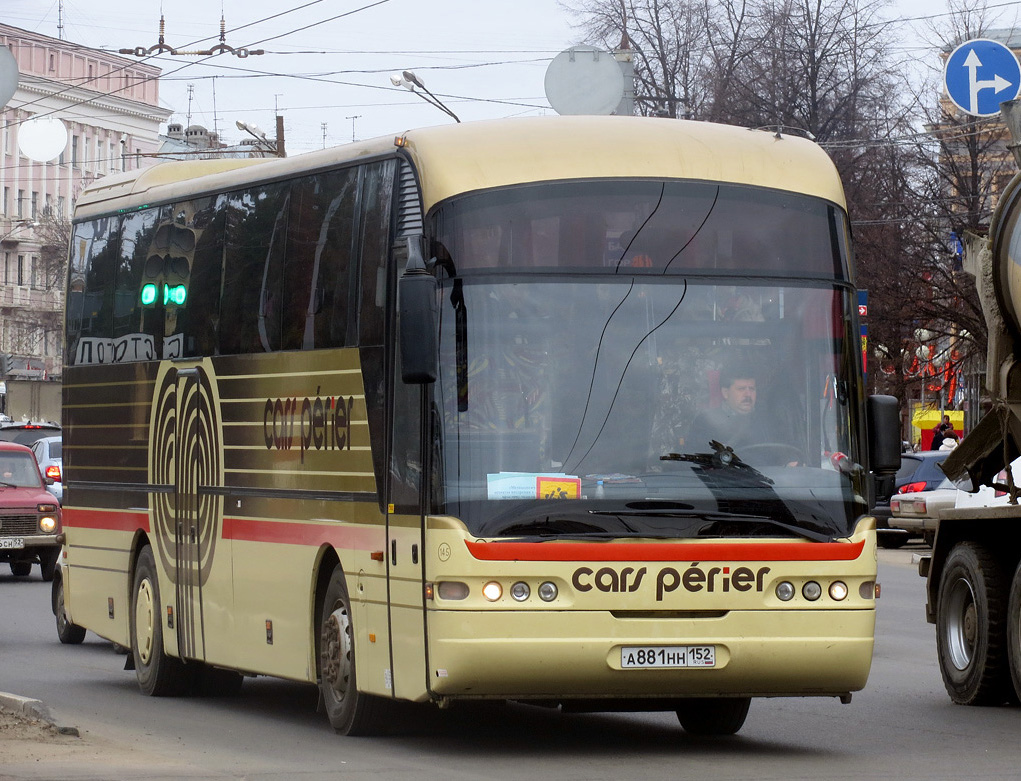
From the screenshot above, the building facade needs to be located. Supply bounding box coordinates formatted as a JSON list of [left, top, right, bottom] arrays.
[[0, 23, 171, 384]]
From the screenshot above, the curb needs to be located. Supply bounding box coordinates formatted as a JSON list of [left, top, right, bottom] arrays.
[[0, 691, 80, 736]]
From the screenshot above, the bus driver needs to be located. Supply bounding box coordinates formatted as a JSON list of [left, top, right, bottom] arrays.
[[685, 364, 791, 463]]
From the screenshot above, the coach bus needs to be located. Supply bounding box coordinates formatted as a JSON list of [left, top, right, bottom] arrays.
[[60, 115, 899, 736]]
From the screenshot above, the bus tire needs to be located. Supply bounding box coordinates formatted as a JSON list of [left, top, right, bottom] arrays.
[[936, 542, 1010, 705], [131, 546, 194, 697], [676, 697, 750, 735], [318, 565, 390, 735], [54, 574, 86, 645]]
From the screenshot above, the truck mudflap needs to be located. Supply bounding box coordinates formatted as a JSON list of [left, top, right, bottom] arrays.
[[940, 402, 1021, 495]]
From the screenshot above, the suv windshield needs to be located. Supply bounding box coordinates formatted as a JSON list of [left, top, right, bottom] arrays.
[[0, 452, 44, 488]]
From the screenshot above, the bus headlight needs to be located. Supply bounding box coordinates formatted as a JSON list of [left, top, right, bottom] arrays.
[[482, 581, 503, 601], [829, 581, 849, 601], [38, 516, 58, 534], [538, 581, 558, 602], [436, 581, 469, 600], [775, 581, 795, 601], [802, 581, 822, 601], [510, 581, 530, 601]]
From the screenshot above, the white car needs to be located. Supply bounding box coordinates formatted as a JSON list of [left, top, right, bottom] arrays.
[[890, 477, 958, 546]]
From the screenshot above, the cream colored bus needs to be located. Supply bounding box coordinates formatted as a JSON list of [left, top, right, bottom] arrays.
[[61, 116, 899, 736]]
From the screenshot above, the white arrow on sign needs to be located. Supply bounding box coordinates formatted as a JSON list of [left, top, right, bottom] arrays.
[[964, 49, 1014, 114]]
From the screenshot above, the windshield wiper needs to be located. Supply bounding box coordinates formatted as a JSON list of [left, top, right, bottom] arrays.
[[587, 507, 835, 542], [661, 441, 774, 484]]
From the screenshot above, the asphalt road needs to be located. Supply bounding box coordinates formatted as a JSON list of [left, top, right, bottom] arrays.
[[1, 545, 1020, 780]]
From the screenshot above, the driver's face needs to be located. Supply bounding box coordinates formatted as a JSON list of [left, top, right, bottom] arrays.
[[722, 378, 756, 414]]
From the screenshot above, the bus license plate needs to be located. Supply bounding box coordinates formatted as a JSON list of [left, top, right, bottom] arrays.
[[0, 537, 25, 550], [621, 645, 716, 668]]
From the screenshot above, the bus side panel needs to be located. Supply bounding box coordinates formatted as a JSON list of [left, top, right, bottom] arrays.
[[61, 522, 136, 648], [63, 364, 159, 650], [213, 352, 391, 685]]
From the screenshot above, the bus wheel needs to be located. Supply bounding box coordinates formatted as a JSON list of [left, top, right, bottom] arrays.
[[319, 565, 390, 735], [131, 546, 194, 697], [55, 574, 86, 645], [936, 542, 1010, 705], [676, 697, 750, 735]]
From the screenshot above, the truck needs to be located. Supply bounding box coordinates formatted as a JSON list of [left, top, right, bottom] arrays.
[[921, 98, 1021, 706]]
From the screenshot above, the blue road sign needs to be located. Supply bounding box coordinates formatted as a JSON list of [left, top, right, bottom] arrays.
[[944, 38, 1021, 117]]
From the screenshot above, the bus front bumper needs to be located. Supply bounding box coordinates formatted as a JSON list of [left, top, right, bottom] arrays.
[[426, 608, 875, 700]]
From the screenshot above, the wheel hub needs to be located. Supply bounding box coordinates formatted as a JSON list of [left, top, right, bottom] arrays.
[[321, 608, 352, 698]]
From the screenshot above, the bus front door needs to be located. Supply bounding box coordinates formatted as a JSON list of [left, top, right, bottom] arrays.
[[385, 374, 429, 702]]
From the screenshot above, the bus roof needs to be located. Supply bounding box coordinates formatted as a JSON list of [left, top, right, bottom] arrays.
[[73, 116, 846, 220]]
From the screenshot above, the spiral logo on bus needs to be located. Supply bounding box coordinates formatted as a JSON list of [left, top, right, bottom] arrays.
[[148, 361, 224, 586]]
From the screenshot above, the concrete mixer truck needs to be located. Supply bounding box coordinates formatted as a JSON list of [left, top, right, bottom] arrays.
[[921, 98, 1021, 707]]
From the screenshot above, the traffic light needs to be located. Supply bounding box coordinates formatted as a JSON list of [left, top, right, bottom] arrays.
[[141, 217, 195, 308]]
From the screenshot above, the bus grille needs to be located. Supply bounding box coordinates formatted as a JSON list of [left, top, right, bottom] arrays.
[[0, 515, 40, 535]]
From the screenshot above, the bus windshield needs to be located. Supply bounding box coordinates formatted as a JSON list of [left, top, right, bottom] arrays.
[[428, 181, 863, 541]]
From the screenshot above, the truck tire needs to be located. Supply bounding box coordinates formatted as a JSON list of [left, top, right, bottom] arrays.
[[1005, 560, 1021, 702], [10, 561, 31, 576], [936, 542, 1010, 705], [130, 546, 195, 696], [318, 564, 391, 735], [676, 697, 750, 735]]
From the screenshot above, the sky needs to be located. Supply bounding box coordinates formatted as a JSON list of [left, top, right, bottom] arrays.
[[5, 0, 1021, 156]]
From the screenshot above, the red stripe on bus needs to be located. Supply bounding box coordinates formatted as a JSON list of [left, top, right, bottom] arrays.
[[464, 538, 866, 562], [63, 507, 151, 533], [223, 517, 382, 550]]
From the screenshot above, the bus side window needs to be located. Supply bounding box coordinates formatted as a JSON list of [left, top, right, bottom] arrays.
[[297, 168, 357, 350], [117, 208, 163, 359], [68, 216, 123, 365], [358, 160, 396, 347], [220, 184, 289, 354], [174, 196, 226, 357]]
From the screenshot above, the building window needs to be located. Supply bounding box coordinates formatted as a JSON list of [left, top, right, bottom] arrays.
[[2, 187, 7, 216], [16, 190, 23, 219], [57, 196, 65, 218], [96, 139, 104, 172], [30, 192, 38, 220], [30, 255, 37, 288], [4, 252, 9, 284], [49, 53, 55, 72], [17, 254, 24, 286], [71, 134, 79, 167]]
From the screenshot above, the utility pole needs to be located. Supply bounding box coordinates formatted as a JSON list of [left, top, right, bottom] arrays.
[[345, 115, 362, 142], [321, 122, 328, 149]]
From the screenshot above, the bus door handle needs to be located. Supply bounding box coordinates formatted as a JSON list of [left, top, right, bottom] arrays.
[[391, 539, 397, 565], [412, 544, 418, 565]]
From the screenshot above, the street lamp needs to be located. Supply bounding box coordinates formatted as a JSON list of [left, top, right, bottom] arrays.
[[235, 120, 278, 157], [389, 70, 460, 123], [0, 219, 38, 244]]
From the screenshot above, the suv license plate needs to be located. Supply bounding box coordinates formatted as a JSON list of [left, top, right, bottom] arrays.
[[0, 537, 25, 550], [621, 645, 716, 668]]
